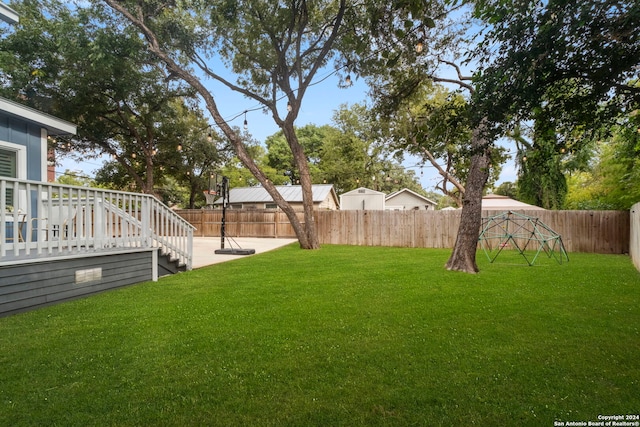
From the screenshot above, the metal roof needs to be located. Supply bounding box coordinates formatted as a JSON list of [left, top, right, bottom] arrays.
[[340, 186, 386, 196], [482, 194, 545, 210], [215, 184, 337, 204]]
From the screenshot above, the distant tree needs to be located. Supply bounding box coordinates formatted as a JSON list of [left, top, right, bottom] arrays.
[[320, 104, 423, 195], [596, 124, 640, 209], [565, 112, 640, 210], [265, 124, 327, 185], [220, 139, 288, 189], [90, 99, 229, 205], [507, 122, 567, 210], [564, 171, 615, 210], [492, 182, 517, 199], [56, 170, 95, 187]]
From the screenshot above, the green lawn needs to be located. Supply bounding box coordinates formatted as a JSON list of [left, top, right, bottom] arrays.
[[1, 245, 639, 426]]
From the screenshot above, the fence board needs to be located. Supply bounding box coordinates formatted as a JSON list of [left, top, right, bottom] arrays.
[[176, 209, 630, 254]]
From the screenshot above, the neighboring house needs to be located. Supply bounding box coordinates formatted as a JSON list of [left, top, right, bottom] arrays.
[[214, 184, 339, 210], [340, 187, 386, 210], [1, 3, 193, 317], [482, 194, 545, 210], [385, 188, 437, 211]]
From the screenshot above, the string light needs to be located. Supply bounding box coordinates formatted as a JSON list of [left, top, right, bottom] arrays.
[[415, 41, 424, 53], [243, 111, 248, 130], [177, 144, 183, 151], [287, 102, 292, 112]]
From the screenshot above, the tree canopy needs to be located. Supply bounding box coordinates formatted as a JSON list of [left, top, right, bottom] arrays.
[[0, 0, 227, 197], [473, 0, 640, 136]]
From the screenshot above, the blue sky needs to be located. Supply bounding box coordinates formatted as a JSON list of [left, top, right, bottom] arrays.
[[60, 63, 518, 193]]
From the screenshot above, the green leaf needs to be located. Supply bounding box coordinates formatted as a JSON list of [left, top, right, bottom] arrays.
[[386, 53, 401, 67]]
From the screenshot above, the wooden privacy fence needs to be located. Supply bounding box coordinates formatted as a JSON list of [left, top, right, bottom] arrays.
[[175, 209, 631, 254]]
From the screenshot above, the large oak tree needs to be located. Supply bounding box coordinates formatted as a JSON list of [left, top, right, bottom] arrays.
[[103, 0, 357, 249], [346, 0, 640, 272]]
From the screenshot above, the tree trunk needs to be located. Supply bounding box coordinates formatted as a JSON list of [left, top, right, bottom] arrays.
[[282, 122, 319, 249], [445, 123, 492, 273]]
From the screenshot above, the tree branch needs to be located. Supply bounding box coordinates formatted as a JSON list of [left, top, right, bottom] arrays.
[[407, 134, 465, 196]]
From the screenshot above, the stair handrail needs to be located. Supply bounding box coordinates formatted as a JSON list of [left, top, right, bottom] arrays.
[[1, 177, 195, 270]]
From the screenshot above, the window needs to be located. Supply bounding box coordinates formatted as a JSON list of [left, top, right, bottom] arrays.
[[0, 148, 16, 177], [0, 148, 17, 206], [265, 203, 278, 209]]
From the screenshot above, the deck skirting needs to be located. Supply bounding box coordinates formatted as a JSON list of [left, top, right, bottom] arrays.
[[0, 248, 157, 317]]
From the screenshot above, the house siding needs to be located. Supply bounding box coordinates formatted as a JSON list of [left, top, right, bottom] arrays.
[[0, 115, 44, 181], [385, 192, 435, 210], [340, 188, 386, 210], [0, 250, 155, 317]]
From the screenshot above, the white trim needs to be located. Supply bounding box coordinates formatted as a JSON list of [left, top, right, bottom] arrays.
[[0, 3, 18, 24], [0, 140, 27, 180], [0, 97, 76, 135], [40, 128, 47, 182], [0, 247, 158, 268], [0, 140, 27, 209]]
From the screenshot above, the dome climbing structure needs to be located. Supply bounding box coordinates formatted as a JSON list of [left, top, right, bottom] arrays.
[[478, 211, 569, 266]]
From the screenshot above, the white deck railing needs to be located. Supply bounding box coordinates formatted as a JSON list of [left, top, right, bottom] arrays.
[[0, 177, 194, 270]]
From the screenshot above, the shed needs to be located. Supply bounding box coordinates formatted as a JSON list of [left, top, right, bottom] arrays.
[[385, 188, 437, 211], [214, 184, 339, 210], [340, 187, 386, 210], [482, 194, 545, 210]]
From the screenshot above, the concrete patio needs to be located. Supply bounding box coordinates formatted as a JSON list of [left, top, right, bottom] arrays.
[[191, 237, 298, 268]]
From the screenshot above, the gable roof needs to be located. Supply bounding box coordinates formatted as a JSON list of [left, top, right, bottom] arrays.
[[215, 184, 338, 205], [340, 187, 386, 196], [385, 188, 437, 205], [482, 194, 545, 210], [0, 97, 76, 135]]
